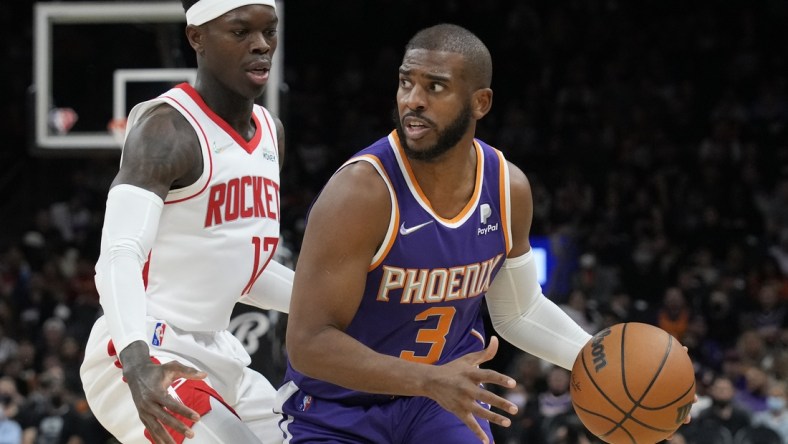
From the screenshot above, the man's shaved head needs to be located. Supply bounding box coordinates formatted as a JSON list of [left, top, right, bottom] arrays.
[[405, 23, 492, 89]]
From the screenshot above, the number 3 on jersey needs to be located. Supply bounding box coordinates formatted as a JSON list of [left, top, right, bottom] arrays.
[[400, 306, 456, 364], [242, 236, 278, 295]]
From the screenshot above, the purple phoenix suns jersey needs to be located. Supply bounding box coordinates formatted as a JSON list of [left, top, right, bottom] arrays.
[[284, 130, 513, 405]]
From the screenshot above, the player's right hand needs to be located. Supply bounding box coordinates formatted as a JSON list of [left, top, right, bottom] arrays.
[[121, 343, 208, 444], [423, 336, 519, 444]]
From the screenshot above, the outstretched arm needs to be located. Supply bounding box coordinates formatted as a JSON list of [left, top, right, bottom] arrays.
[[485, 162, 592, 370], [286, 161, 518, 444]]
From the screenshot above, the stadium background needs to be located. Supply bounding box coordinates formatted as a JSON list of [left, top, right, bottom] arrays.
[[0, 0, 787, 442]]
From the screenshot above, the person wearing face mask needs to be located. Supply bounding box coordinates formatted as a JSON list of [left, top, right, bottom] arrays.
[[0, 394, 22, 444], [752, 381, 788, 443], [695, 374, 753, 438]]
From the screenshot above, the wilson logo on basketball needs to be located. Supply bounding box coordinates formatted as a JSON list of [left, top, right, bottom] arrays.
[[590, 328, 612, 372]]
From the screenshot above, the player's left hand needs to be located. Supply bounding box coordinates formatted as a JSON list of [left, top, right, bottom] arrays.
[[120, 341, 208, 444], [422, 336, 518, 444]]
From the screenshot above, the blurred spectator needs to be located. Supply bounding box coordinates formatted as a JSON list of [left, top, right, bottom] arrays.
[[539, 366, 575, 439], [497, 353, 548, 444], [0, 376, 22, 444], [0, 246, 32, 315], [560, 289, 599, 335], [747, 256, 788, 302], [740, 280, 787, 346], [734, 365, 769, 413], [682, 314, 725, 374], [34, 319, 66, 375], [731, 425, 782, 444], [695, 374, 753, 438], [572, 253, 618, 306], [499, 382, 544, 444], [544, 414, 598, 444], [655, 286, 692, 342], [0, 402, 22, 444], [703, 289, 741, 351], [48, 194, 93, 247], [689, 370, 714, 419], [735, 330, 771, 371], [0, 325, 18, 369], [18, 367, 83, 444], [751, 380, 788, 442], [20, 210, 66, 273], [597, 287, 646, 328]]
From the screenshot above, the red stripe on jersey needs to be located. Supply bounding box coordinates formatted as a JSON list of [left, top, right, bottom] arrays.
[[178, 83, 262, 154], [160, 93, 214, 205]]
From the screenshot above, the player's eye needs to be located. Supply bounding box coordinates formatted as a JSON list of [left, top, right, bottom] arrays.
[[430, 83, 445, 93], [399, 78, 412, 88]]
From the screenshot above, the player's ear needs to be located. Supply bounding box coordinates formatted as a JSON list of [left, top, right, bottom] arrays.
[[472, 88, 493, 120], [185, 24, 205, 55]]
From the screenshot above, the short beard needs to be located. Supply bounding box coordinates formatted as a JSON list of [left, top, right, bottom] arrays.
[[393, 103, 473, 162]]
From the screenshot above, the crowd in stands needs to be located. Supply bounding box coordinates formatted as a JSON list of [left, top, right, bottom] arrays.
[[1, 0, 787, 442]]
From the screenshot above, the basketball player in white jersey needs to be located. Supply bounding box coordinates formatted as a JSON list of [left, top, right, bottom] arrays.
[[79, 1, 290, 443]]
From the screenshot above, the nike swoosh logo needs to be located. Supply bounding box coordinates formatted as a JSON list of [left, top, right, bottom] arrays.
[[399, 220, 434, 236]]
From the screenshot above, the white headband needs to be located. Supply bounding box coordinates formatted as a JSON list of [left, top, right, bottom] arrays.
[[186, 0, 276, 26]]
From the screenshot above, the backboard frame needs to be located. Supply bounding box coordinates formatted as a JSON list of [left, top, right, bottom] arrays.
[[34, 2, 186, 151], [33, 1, 284, 153], [112, 68, 198, 122]]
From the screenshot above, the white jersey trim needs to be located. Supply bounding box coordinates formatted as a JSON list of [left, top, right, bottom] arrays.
[[339, 154, 399, 270]]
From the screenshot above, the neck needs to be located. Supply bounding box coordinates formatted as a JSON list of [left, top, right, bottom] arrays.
[[407, 137, 478, 219], [193, 75, 256, 136]]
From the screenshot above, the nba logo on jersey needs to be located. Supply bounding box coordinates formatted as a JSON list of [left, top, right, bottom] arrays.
[[298, 395, 313, 412], [152, 322, 167, 347]]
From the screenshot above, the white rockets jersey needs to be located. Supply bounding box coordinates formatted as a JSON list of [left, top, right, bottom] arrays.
[[124, 83, 281, 332]]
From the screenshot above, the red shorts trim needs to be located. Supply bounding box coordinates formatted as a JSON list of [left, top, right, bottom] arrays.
[[106, 340, 238, 443], [142, 377, 239, 444]]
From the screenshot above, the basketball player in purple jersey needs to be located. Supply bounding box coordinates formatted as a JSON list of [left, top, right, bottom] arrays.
[[278, 24, 593, 443], [80, 1, 292, 443]]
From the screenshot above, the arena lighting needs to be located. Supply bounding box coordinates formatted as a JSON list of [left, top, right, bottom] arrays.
[[530, 235, 554, 287]]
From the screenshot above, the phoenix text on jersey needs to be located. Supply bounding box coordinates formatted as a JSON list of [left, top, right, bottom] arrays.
[[376, 254, 504, 303]]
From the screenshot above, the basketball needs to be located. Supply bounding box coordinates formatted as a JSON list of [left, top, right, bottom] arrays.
[[569, 322, 696, 444]]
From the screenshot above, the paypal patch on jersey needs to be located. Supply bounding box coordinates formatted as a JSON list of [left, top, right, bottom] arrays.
[[478, 202, 500, 236]]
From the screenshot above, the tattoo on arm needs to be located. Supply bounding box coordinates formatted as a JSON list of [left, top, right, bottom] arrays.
[[114, 106, 202, 199]]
